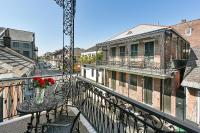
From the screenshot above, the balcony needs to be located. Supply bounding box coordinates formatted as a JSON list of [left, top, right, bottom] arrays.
[[0, 74, 200, 133], [96, 60, 172, 79]]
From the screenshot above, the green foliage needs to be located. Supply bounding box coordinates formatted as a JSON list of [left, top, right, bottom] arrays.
[[79, 51, 103, 64]]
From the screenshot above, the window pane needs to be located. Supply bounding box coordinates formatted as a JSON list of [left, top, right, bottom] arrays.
[[111, 47, 116, 57], [112, 71, 116, 80], [145, 41, 154, 57], [131, 44, 138, 57], [120, 46, 125, 56]]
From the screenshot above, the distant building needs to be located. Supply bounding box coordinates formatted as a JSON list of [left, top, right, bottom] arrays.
[[44, 47, 84, 72], [80, 46, 104, 84], [0, 27, 38, 60]]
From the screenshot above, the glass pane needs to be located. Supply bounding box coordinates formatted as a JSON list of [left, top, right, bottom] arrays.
[[131, 44, 138, 57], [120, 46, 125, 56], [145, 41, 154, 57]]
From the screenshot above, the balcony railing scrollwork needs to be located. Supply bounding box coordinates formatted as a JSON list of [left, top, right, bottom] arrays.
[[74, 76, 200, 133], [97, 60, 172, 76], [1, 75, 200, 133]]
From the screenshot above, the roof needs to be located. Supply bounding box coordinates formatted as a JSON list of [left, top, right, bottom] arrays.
[[8, 28, 34, 42], [181, 47, 200, 89], [108, 24, 168, 41], [0, 27, 6, 38], [84, 45, 97, 52], [0, 45, 35, 78]]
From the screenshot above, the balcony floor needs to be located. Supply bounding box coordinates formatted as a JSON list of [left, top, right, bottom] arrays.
[[0, 107, 96, 133]]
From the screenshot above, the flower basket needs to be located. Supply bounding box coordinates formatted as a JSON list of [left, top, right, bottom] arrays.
[[33, 77, 55, 104]]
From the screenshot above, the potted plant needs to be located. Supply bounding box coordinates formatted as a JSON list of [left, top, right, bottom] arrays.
[[33, 77, 55, 104]]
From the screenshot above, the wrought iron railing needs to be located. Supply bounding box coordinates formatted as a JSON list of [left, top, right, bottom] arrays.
[[0, 74, 63, 122], [1, 75, 200, 132], [75, 76, 200, 133], [97, 60, 172, 76]]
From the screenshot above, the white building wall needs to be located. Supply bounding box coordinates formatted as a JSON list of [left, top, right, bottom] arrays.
[[81, 67, 103, 84]]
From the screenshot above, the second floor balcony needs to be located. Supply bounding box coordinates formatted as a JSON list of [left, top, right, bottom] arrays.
[[96, 60, 172, 79], [0, 73, 200, 133]]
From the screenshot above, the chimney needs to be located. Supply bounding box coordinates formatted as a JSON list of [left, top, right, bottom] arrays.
[[3, 28, 11, 48], [181, 19, 187, 23]]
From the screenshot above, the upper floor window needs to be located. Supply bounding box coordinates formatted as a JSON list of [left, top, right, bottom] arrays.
[[131, 44, 138, 58], [144, 41, 154, 57], [120, 46, 125, 56], [13, 42, 19, 47], [111, 47, 116, 57], [0, 40, 3, 45], [185, 28, 192, 36], [22, 43, 30, 48]]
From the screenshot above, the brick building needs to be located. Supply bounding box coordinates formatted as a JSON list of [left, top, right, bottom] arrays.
[[172, 19, 200, 48], [81, 24, 190, 119]]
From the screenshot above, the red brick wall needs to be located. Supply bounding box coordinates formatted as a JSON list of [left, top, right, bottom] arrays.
[[172, 19, 200, 47], [186, 88, 198, 123], [152, 79, 161, 110]]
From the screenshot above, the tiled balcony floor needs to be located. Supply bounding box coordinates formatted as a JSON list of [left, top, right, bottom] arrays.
[[0, 107, 95, 133]]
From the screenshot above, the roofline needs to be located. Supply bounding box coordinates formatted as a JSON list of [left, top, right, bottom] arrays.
[[3, 46, 35, 63], [169, 27, 190, 44], [106, 24, 168, 42], [172, 18, 200, 26], [97, 27, 190, 47], [7, 28, 34, 34]]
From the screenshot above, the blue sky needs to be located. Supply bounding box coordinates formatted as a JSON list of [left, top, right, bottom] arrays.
[[0, 0, 200, 55]]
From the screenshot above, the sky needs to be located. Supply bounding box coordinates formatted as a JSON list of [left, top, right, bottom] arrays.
[[0, 0, 200, 56]]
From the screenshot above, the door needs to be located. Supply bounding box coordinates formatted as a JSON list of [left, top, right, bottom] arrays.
[[111, 71, 116, 90], [144, 77, 153, 105], [144, 41, 154, 67], [176, 88, 185, 120]]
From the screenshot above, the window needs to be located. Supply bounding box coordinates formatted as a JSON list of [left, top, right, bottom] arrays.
[[131, 44, 138, 58], [23, 51, 30, 57], [22, 43, 30, 48], [120, 46, 125, 56], [0, 40, 3, 45], [111, 47, 116, 57], [91, 69, 94, 77], [119, 72, 126, 87], [185, 28, 192, 36], [13, 42, 19, 47], [144, 41, 154, 57], [130, 74, 137, 90]]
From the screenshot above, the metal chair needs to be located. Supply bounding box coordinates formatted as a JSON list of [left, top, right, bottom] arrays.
[[42, 111, 81, 133]]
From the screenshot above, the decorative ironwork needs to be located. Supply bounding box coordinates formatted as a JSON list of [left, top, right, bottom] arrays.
[[75, 76, 200, 133], [0, 75, 200, 132], [54, 0, 76, 75]]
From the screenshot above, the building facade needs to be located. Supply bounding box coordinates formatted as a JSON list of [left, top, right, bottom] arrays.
[[0, 27, 37, 60], [82, 24, 191, 121], [80, 47, 104, 84]]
